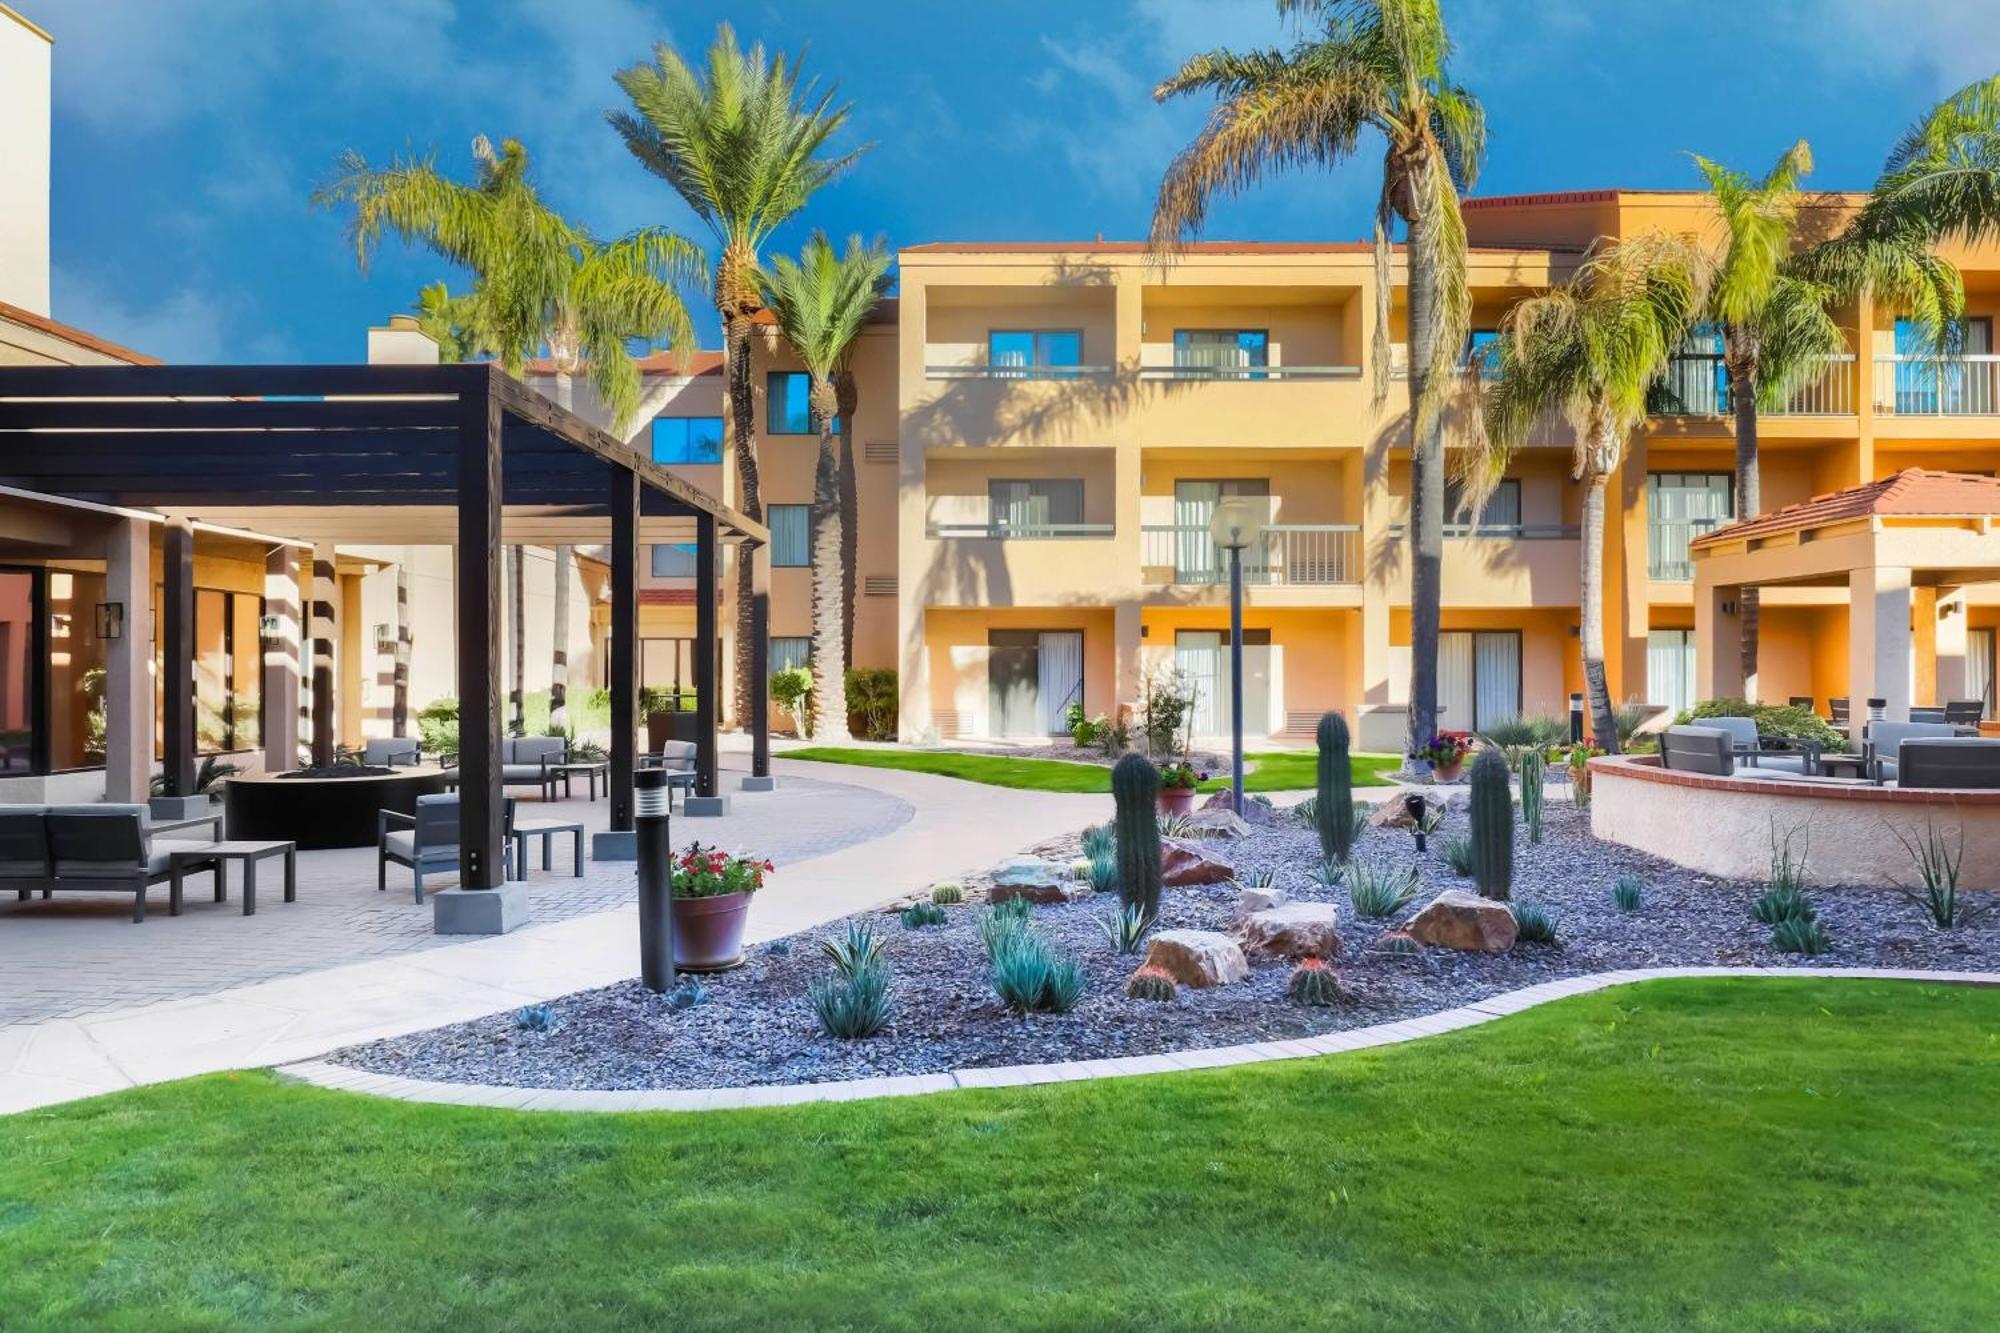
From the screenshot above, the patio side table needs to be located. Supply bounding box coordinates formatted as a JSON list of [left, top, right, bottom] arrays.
[[545, 761, 609, 803], [511, 819, 585, 878], [168, 840, 297, 916]]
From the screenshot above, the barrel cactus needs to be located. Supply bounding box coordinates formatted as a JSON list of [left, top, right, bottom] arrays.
[[1316, 711, 1356, 864], [1124, 964, 1178, 1003], [1111, 752, 1163, 920], [1518, 747, 1545, 844], [1285, 957, 1350, 1007], [1469, 746, 1514, 901]]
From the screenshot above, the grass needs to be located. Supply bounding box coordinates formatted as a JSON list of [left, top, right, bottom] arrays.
[[784, 745, 1402, 793], [3, 978, 1998, 1329]]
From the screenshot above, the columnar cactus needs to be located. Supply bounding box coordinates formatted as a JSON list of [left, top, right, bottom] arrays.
[[1111, 752, 1163, 919], [1316, 711, 1356, 863], [1518, 747, 1545, 844], [1469, 747, 1514, 901]]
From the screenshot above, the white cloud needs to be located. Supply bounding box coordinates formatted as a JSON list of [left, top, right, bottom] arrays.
[[51, 264, 293, 363], [1792, 0, 2000, 93]]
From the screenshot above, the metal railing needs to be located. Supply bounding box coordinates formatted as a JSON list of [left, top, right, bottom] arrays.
[[923, 521, 1115, 540], [924, 363, 1113, 381], [1385, 523, 1579, 540], [1137, 363, 1362, 381], [1872, 355, 2000, 415], [1140, 523, 1361, 586], [1647, 516, 1725, 580], [1653, 353, 1856, 416]]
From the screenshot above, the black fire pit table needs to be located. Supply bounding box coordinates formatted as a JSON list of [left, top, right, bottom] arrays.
[[223, 766, 449, 850]]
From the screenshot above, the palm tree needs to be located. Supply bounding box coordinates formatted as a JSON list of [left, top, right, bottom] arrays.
[[612, 25, 865, 730], [758, 234, 894, 744], [1849, 75, 2000, 247], [1150, 0, 1484, 769], [318, 134, 704, 744], [1477, 234, 1710, 752]]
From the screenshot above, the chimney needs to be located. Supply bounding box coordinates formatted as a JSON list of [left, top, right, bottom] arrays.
[[0, 5, 53, 316], [366, 314, 440, 365]]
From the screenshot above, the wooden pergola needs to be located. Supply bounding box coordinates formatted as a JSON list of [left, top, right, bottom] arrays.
[[0, 362, 767, 892]]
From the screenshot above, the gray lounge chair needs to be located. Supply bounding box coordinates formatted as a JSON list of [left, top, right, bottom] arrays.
[[363, 737, 422, 767], [0, 803, 216, 923], [378, 794, 516, 903], [1660, 725, 1735, 776], [1863, 720, 1964, 784], [1696, 716, 1818, 774], [441, 736, 570, 797], [1898, 738, 2000, 789], [640, 739, 699, 809], [1944, 700, 1986, 727]]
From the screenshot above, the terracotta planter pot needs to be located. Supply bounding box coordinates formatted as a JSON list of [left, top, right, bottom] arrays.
[[1431, 759, 1465, 783], [672, 889, 752, 972], [1159, 787, 1198, 816]]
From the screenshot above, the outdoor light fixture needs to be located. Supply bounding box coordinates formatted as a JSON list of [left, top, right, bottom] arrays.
[[1207, 496, 1269, 815], [259, 613, 283, 639], [1403, 791, 1430, 852], [374, 623, 395, 655], [94, 602, 123, 640], [1569, 692, 1585, 744]]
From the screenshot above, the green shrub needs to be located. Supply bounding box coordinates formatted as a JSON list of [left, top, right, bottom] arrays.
[[1771, 915, 1830, 956], [1124, 964, 1177, 1003], [810, 958, 892, 1038], [1675, 699, 1848, 753], [1480, 714, 1568, 748], [1285, 957, 1350, 1007], [1095, 901, 1155, 954], [844, 668, 899, 741], [515, 1003, 556, 1032], [1612, 875, 1643, 912], [1088, 852, 1119, 895], [929, 882, 964, 906], [1307, 859, 1344, 892], [1767, 825, 1810, 896], [1081, 823, 1116, 862], [1510, 900, 1559, 944], [1752, 886, 1814, 926], [417, 696, 460, 757], [1231, 867, 1277, 891], [990, 931, 1086, 1014], [901, 902, 947, 930], [770, 665, 814, 738], [1347, 860, 1418, 919], [1440, 832, 1476, 877], [819, 920, 883, 978], [977, 898, 1033, 958], [1892, 822, 1964, 929]]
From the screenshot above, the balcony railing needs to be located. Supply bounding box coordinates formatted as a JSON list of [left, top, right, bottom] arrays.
[[1653, 353, 1856, 417], [1141, 523, 1361, 586], [1647, 517, 1726, 580], [1385, 524, 1580, 540], [924, 363, 1113, 381], [1872, 355, 2000, 415], [1137, 363, 1361, 382], [924, 521, 1115, 540]]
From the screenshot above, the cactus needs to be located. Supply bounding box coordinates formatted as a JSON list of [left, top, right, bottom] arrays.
[[1111, 752, 1163, 919], [1286, 957, 1350, 1007], [1519, 748, 1545, 844], [1316, 712, 1356, 863], [1124, 964, 1178, 1003], [1469, 747, 1514, 901]]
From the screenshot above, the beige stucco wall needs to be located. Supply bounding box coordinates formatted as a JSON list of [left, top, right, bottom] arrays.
[[0, 4, 50, 317]]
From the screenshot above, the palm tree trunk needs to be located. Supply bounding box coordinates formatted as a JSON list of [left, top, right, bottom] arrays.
[[835, 370, 860, 673], [508, 545, 525, 737], [1404, 209, 1446, 767], [392, 557, 410, 739], [550, 544, 571, 733], [1729, 359, 1761, 700], [1580, 466, 1620, 754], [808, 381, 849, 742], [723, 305, 761, 732]]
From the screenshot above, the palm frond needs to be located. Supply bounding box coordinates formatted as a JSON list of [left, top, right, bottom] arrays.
[[1861, 74, 2000, 247]]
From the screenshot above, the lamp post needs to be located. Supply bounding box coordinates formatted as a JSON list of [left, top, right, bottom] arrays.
[[1207, 497, 1267, 817]]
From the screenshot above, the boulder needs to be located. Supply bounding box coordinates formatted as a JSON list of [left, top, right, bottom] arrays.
[[1407, 889, 1518, 952], [989, 856, 1088, 905], [1201, 789, 1275, 826], [1180, 808, 1254, 839], [1142, 929, 1250, 988], [1369, 791, 1447, 830], [1161, 837, 1234, 886], [1237, 902, 1342, 960], [1234, 884, 1288, 916]]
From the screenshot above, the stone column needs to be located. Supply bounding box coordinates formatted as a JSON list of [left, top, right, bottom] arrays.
[[101, 517, 153, 802], [263, 545, 302, 774], [1934, 586, 1970, 708], [1849, 564, 1913, 722], [1695, 580, 1746, 703]]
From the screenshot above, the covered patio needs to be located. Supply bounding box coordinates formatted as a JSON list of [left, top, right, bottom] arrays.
[[1692, 469, 2000, 722], [0, 362, 768, 933]]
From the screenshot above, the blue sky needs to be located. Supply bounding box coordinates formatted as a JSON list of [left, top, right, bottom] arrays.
[[37, 0, 2000, 363]]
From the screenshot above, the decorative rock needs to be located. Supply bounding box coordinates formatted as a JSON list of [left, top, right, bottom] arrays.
[[1142, 929, 1250, 988], [1234, 884, 1288, 916], [1237, 901, 1342, 960], [989, 880, 1090, 906], [1180, 808, 1254, 839], [1369, 791, 1447, 830], [1407, 889, 1518, 952], [1200, 789, 1274, 826], [988, 856, 1089, 905], [1160, 838, 1234, 887]]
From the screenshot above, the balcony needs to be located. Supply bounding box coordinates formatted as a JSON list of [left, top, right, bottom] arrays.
[[1647, 517, 1725, 581], [1653, 353, 1856, 417], [1136, 363, 1360, 382], [1872, 356, 2000, 416], [1140, 524, 1361, 586]]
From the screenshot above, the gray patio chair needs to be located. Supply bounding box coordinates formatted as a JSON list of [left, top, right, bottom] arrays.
[[1829, 697, 1851, 728], [1909, 706, 1947, 725], [1698, 715, 1817, 774], [639, 739, 699, 809], [1660, 726, 1735, 776], [1944, 700, 1986, 727], [1863, 720, 1963, 784], [36, 804, 215, 923], [1898, 738, 2000, 790], [363, 737, 422, 768], [378, 794, 515, 903]]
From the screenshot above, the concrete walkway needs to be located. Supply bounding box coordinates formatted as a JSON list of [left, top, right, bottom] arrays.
[[0, 757, 1107, 1115]]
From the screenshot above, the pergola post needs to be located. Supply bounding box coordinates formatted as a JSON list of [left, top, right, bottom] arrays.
[[159, 518, 196, 806], [263, 544, 302, 774], [435, 373, 526, 933], [1850, 565, 1914, 722], [742, 537, 775, 792], [685, 510, 727, 816], [101, 516, 153, 803], [608, 464, 639, 833]]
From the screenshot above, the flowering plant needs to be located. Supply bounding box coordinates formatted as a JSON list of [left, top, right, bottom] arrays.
[[1157, 759, 1208, 790], [670, 843, 774, 899], [1410, 731, 1474, 767]]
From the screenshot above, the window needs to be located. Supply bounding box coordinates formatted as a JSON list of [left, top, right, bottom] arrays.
[[650, 543, 698, 578], [1647, 629, 1697, 716], [1464, 329, 1501, 377], [0, 569, 36, 776], [650, 416, 723, 465], [1894, 316, 1994, 414], [766, 372, 837, 435], [1444, 478, 1522, 536], [1655, 323, 1726, 415], [767, 505, 811, 566], [989, 330, 1083, 376], [987, 479, 1084, 536], [1438, 630, 1521, 732], [1647, 473, 1733, 579], [1174, 329, 1268, 377], [770, 637, 810, 675]]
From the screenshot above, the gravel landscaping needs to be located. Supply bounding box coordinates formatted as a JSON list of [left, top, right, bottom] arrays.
[[332, 797, 2000, 1092]]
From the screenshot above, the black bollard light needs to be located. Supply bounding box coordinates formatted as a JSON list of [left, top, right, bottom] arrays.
[[1569, 692, 1585, 745], [635, 768, 675, 992], [1403, 791, 1429, 853]]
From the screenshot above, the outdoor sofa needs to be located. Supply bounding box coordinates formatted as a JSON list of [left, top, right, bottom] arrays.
[[0, 803, 218, 923], [1895, 738, 2000, 789], [441, 736, 570, 799]]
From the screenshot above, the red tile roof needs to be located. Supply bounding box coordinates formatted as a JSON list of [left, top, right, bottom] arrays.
[[639, 588, 696, 606], [0, 299, 159, 364], [1692, 469, 2000, 546]]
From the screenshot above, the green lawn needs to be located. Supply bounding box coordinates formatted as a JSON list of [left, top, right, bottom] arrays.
[[784, 745, 1401, 793], [4, 978, 1997, 1330]]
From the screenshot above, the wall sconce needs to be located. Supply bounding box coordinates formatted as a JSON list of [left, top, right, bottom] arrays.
[[260, 613, 283, 639], [94, 602, 124, 640]]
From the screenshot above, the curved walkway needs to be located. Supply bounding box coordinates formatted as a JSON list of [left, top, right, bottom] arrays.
[[275, 965, 2000, 1113], [0, 757, 1107, 1115]]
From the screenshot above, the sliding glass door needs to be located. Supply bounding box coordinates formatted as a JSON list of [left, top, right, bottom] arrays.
[[1172, 479, 1270, 583], [1438, 630, 1522, 733], [1647, 629, 1697, 716], [1175, 628, 1271, 738], [987, 630, 1084, 737]]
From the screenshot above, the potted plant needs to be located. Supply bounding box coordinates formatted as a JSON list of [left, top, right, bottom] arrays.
[[1156, 759, 1207, 815], [670, 842, 773, 971], [1411, 731, 1474, 782]]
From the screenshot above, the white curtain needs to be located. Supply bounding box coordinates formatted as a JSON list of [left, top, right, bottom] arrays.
[[1438, 632, 1475, 732], [767, 505, 809, 565], [1969, 629, 1996, 719], [1647, 629, 1695, 715], [1174, 482, 1220, 582], [1035, 632, 1083, 735], [1474, 632, 1520, 731], [1174, 631, 1223, 737]]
